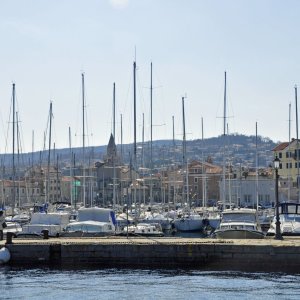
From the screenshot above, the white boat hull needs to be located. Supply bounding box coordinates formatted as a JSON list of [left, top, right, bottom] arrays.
[[174, 219, 203, 232]]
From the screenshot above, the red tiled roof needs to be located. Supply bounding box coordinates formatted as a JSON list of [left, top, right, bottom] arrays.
[[272, 142, 289, 151]]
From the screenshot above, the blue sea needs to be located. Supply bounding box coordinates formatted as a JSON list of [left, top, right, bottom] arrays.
[[0, 267, 300, 300]]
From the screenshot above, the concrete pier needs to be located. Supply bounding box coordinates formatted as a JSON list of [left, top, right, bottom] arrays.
[[1, 237, 300, 272]]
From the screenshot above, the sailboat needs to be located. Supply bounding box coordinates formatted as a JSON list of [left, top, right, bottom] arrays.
[[173, 97, 204, 232], [213, 73, 264, 239]]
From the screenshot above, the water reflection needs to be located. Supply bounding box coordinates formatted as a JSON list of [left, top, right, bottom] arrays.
[[1, 267, 300, 299]]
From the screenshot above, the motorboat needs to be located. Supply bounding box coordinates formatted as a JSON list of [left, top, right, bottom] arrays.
[[3, 221, 22, 235], [62, 221, 115, 237], [267, 202, 300, 236], [258, 208, 274, 232], [61, 207, 116, 237], [213, 208, 265, 239], [121, 223, 164, 237], [21, 212, 70, 237], [10, 212, 31, 225]]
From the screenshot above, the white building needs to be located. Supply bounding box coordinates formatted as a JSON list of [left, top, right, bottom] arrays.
[[219, 175, 278, 208]]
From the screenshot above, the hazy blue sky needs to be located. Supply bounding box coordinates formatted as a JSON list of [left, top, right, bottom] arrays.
[[0, 0, 299, 154]]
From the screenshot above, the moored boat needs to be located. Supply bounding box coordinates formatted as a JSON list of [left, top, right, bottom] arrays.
[[174, 211, 204, 232], [214, 208, 265, 239], [121, 223, 164, 237], [21, 212, 70, 237], [61, 207, 116, 237], [267, 202, 300, 236]]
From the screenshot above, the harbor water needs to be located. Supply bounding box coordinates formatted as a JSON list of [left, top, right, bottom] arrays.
[[0, 267, 300, 299]]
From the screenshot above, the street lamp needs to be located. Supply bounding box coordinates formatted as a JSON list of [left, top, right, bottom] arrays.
[[274, 156, 283, 240]]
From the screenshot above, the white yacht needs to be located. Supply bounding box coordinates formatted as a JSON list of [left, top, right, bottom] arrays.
[[267, 202, 300, 236], [214, 208, 265, 239], [3, 221, 22, 236], [122, 223, 164, 237], [61, 207, 116, 237], [63, 221, 115, 237], [21, 212, 70, 237]]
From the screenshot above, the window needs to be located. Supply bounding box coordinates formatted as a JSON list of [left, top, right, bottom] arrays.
[[279, 152, 282, 158], [244, 195, 252, 203], [194, 177, 198, 183], [194, 185, 198, 190], [279, 163, 282, 169], [286, 162, 292, 169]]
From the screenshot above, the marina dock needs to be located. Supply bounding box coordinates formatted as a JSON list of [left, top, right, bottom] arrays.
[[2, 236, 300, 272]]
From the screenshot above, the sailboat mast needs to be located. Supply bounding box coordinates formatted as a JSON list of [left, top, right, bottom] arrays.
[[133, 61, 137, 209], [133, 62, 137, 168], [255, 122, 259, 210], [69, 127, 73, 207], [113, 83, 116, 140], [113, 82, 116, 209], [32, 130, 34, 170], [120, 113, 123, 164], [182, 97, 187, 206], [16, 112, 20, 208], [222, 71, 227, 210], [150, 62, 153, 205], [82, 73, 86, 207], [47, 101, 53, 203], [150, 62, 153, 168], [295, 85, 300, 203], [73, 153, 77, 208], [172, 115, 176, 203], [56, 154, 60, 201], [142, 112, 145, 204], [201, 117, 206, 208], [288, 103, 291, 201], [12, 83, 16, 214]]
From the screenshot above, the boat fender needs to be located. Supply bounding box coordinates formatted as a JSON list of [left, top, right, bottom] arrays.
[[0, 247, 11, 264]]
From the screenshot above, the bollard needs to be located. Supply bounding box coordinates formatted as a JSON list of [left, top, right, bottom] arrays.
[[41, 229, 49, 240], [6, 232, 15, 244]]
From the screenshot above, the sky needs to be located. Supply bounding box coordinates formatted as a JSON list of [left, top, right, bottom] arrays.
[[0, 0, 300, 154]]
